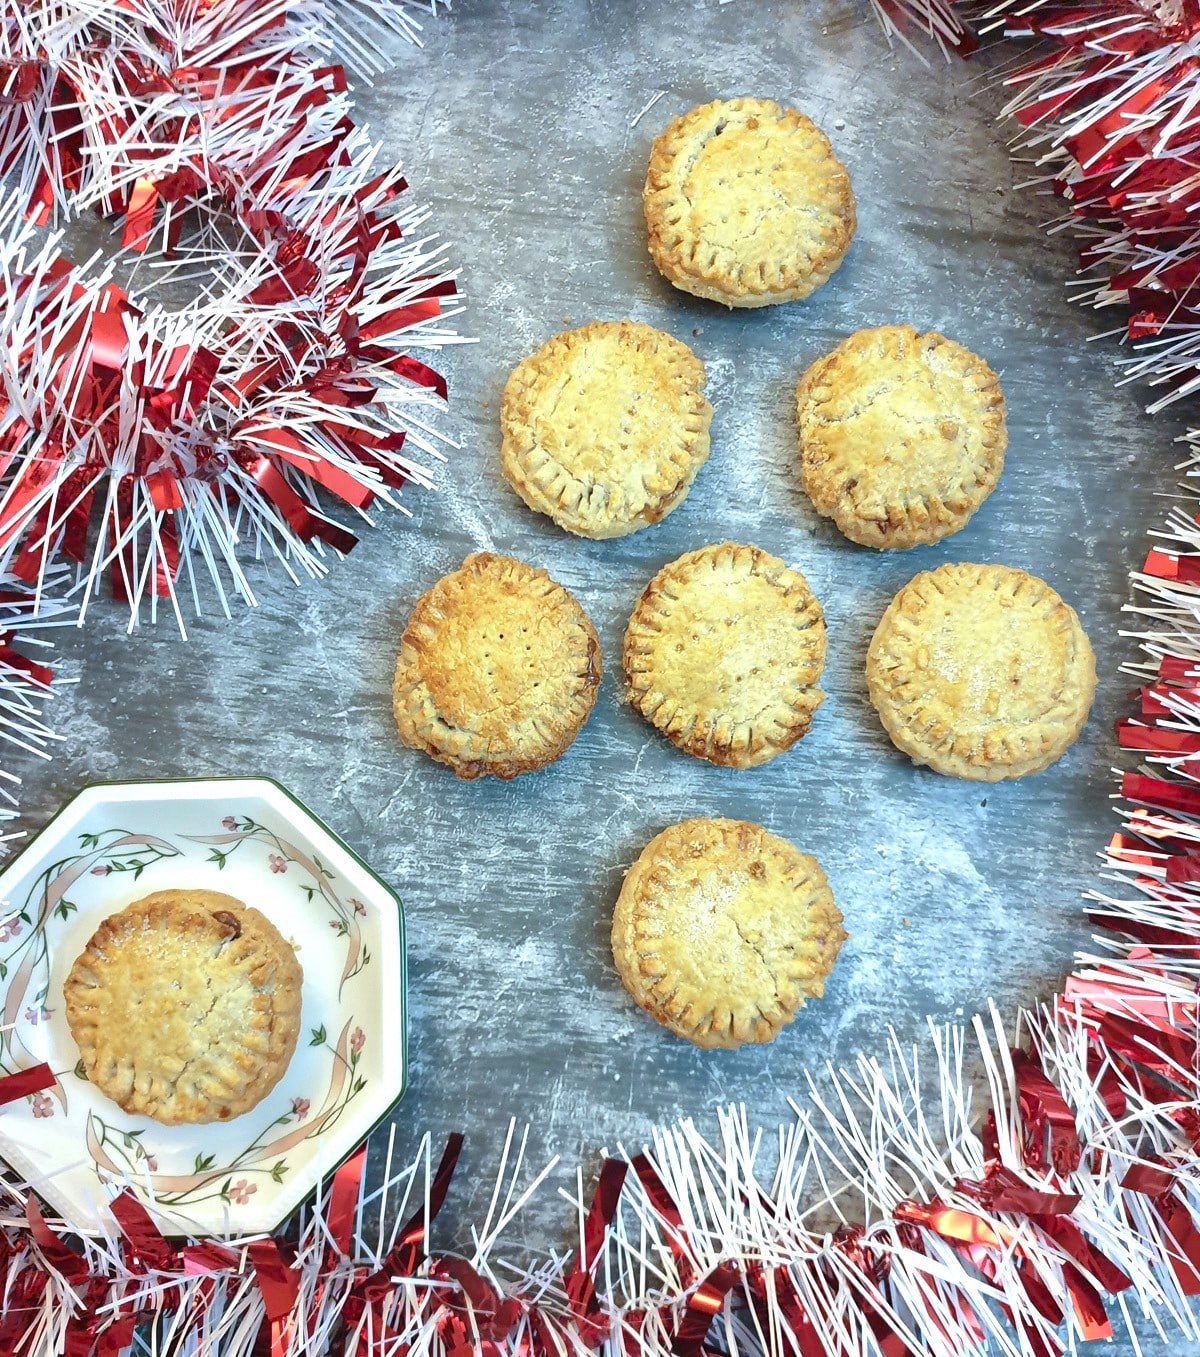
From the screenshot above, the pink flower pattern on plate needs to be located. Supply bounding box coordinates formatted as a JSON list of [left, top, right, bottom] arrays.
[[10, 815, 380, 1216]]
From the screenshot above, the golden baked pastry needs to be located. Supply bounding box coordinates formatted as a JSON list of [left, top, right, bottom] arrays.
[[64, 890, 303, 1125], [612, 818, 846, 1049], [499, 321, 712, 539], [866, 563, 1096, 781], [795, 325, 1007, 549], [393, 552, 601, 779], [643, 97, 855, 307], [623, 542, 826, 768]]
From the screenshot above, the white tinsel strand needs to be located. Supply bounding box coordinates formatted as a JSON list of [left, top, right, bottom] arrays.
[[867, 0, 978, 59], [0, 0, 464, 629], [863, 1, 1200, 408], [0, 568, 70, 844], [330, 0, 450, 68]]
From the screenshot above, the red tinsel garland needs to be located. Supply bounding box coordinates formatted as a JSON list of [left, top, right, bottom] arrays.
[[872, 0, 1200, 409], [2, 4, 1200, 1355], [7, 913, 1200, 1357], [0, 1, 459, 630]]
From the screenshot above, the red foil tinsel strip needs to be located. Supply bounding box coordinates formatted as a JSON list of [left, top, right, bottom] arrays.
[[0, 1062, 53, 1106], [25, 1196, 89, 1284], [744, 1264, 828, 1357], [1010, 1048, 1083, 1175], [390, 1131, 463, 1276], [671, 1262, 739, 1357], [109, 1190, 177, 1272], [1121, 771, 1200, 817], [328, 1144, 368, 1258], [630, 1154, 695, 1287], [564, 1159, 627, 1345]]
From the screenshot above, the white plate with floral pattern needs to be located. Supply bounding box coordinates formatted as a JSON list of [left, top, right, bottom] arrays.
[[0, 777, 406, 1236]]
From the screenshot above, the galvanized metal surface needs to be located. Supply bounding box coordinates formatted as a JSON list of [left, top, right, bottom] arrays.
[[19, 3, 1196, 1349]]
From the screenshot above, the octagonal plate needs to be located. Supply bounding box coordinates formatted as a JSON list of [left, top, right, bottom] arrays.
[[0, 776, 406, 1236]]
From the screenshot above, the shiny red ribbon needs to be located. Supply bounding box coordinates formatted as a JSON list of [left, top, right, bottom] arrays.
[[1117, 720, 1200, 756], [564, 1158, 627, 1345], [1010, 1048, 1083, 1174], [670, 1261, 738, 1357], [956, 1163, 1080, 1217], [388, 1131, 464, 1277], [630, 1153, 694, 1286], [327, 1143, 368, 1258], [239, 454, 358, 555], [1121, 770, 1200, 818], [1121, 1161, 1200, 1295], [0, 60, 42, 105], [25, 1196, 89, 1284], [742, 1263, 827, 1357], [0, 1063, 54, 1106], [429, 1254, 523, 1356], [183, 1240, 239, 1275], [109, 1190, 177, 1272], [834, 1224, 913, 1356], [897, 1198, 1067, 1357], [249, 1238, 299, 1357]]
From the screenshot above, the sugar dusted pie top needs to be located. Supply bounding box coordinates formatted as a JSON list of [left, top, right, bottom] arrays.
[[611, 818, 847, 1049], [393, 552, 601, 779], [866, 562, 1096, 781], [796, 325, 1006, 549], [623, 542, 826, 768], [64, 889, 303, 1125], [644, 97, 855, 307], [500, 320, 711, 538]]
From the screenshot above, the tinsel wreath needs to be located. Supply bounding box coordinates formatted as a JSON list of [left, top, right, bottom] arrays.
[[0, 0, 461, 632], [9, 6, 1200, 1357]]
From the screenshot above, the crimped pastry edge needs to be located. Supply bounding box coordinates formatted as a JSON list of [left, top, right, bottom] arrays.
[[64, 889, 303, 1125], [865, 562, 1097, 781], [393, 551, 602, 780], [499, 320, 712, 539], [611, 817, 847, 1049], [795, 324, 1007, 550], [643, 97, 856, 308], [622, 541, 827, 768]]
